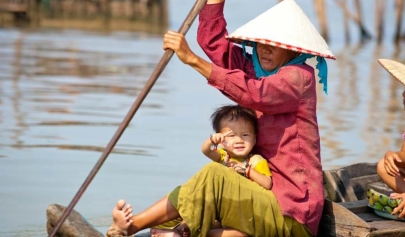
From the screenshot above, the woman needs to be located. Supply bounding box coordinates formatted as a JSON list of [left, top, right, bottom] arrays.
[[376, 59, 405, 219], [106, 0, 335, 236]]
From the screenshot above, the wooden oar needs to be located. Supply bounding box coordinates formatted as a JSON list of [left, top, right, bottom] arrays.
[[48, 0, 207, 236]]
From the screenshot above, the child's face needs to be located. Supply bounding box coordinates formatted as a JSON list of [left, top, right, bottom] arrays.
[[219, 118, 256, 158]]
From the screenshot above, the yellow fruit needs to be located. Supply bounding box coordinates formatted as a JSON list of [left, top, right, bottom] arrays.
[[383, 206, 393, 214], [373, 202, 384, 211], [372, 193, 380, 203], [388, 198, 398, 208], [368, 197, 375, 206], [369, 188, 389, 203], [379, 195, 389, 206]]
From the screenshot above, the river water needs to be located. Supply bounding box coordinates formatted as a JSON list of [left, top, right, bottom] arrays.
[[0, 0, 404, 236]]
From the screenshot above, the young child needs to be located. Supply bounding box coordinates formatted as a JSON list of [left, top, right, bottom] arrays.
[[376, 59, 405, 218], [201, 104, 272, 190], [149, 104, 271, 237]]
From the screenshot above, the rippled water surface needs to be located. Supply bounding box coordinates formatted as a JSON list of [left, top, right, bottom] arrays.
[[1, 0, 405, 236]]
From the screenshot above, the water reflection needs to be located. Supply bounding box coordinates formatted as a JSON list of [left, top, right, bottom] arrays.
[[0, 29, 168, 157], [318, 40, 405, 168]]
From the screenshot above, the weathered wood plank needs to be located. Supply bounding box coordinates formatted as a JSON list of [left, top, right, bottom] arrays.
[[338, 162, 377, 178], [351, 174, 382, 200], [369, 218, 405, 231], [357, 212, 387, 222], [368, 181, 392, 195], [336, 168, 358, 201], [46, 204, 104, 237], [370, 229, 405, 237], [323, 168, 358, 202], [318, 199, 371, 237], [339, 199, 371, 214]]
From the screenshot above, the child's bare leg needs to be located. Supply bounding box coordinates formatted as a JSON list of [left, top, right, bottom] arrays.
[[208, 228, 249, 237], [377, 159, 405, 193], [108, 197, 181, 236]]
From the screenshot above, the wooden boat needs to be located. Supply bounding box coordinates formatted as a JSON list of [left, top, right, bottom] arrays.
[[319, 162, 405, 237], [46, 162, 405, 237]]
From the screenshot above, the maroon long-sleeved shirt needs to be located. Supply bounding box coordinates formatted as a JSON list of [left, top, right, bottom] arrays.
[[197, 3, 324, 236]]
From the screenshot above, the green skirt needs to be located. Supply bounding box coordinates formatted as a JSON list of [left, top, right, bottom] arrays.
[[166, 162, 312, 237]]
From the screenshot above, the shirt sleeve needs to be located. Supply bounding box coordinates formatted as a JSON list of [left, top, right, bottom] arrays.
[[254, 160, 272, 177], [250, 155, 272, 177], [208, 64, 309, 114], [197, 2, 249, 71]]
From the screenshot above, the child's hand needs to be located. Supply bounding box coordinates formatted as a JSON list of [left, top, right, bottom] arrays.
[[210, 130, 232, 146], [383, 151, 402, 177], [227, 161, 246, 176], [390, 192, 405, 218]]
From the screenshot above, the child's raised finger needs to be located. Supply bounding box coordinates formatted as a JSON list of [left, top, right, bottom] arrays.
[[222, 130, 233, 136]]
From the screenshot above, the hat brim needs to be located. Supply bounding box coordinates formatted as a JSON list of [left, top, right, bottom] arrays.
[[226, 0, 336, 60], [226, 36, 337, 60], [378, 59, 405, 86]]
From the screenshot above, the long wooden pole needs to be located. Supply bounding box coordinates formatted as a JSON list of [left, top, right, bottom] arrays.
[[47, 0, 207, 236]]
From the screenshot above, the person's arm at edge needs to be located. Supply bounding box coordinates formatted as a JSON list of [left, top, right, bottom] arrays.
[[384, 141, 405, 176], [206, 0, 224, 4]]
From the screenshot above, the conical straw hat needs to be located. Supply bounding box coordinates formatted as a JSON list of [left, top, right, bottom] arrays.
[[226, 0, 336, 60], [378, 59, 405, 86]]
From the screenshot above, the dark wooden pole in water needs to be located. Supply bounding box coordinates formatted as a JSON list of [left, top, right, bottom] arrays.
[[394, 0, 404, 44], [334, 0, 372, 41], [47, 0, 207, 236], [353, 0, 371, 41], [342, 0, 350, 44], [313, 0, 329, 42], [375, 0, 386, 44]]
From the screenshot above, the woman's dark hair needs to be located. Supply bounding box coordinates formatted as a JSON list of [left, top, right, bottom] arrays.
[[211, 105, 258, 134]]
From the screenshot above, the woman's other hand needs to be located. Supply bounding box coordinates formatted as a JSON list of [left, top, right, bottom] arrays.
[[383, 151, 402, 177], [390, 192, 405, 218]]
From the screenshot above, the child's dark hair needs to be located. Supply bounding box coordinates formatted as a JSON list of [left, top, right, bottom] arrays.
[[211, 105, 258, 134]]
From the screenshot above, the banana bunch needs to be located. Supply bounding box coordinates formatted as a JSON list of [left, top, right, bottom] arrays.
[[367, 188, 402, 213]]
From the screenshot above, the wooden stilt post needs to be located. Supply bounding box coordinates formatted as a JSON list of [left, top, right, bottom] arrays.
[[159, 0, 168, 28], [354, 0, 371, 41], [334, 0, 372, 42], [375, 0, 386, 44], [314, 0, 329, 42], [29, 0, 39, 26], [394, 0, 404, 44], [101, 0, 110, 30], [342, 0, 350, 44]]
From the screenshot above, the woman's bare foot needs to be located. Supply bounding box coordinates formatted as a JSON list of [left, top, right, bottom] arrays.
[[111, 199, 133, 232], [150, 228, 181, 237], [181, 226, 190, 237]]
